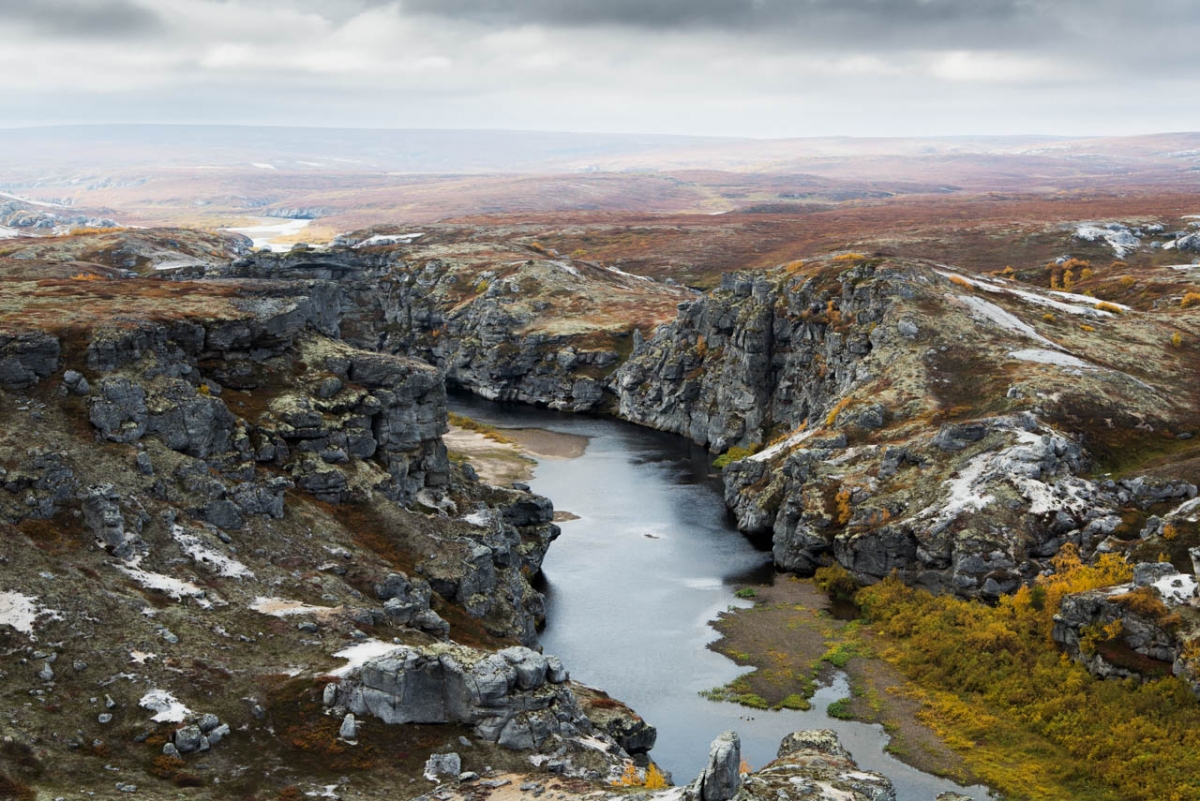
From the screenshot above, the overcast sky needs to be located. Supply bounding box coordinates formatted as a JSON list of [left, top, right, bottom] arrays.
[[2, 0, 1198, 137]]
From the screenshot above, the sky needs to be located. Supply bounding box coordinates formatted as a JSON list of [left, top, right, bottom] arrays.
[[2, 0, 1198, 138]]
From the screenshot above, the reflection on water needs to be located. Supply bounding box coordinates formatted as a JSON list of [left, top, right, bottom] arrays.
[[450, 394, 991, 801]]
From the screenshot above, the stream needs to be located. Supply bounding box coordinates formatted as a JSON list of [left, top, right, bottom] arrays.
[[449, 395, 992, 801]]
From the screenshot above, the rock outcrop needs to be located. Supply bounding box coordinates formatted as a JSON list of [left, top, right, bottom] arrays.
[[1054, 560, 1200, 691], [690, 731, 742, 801], [334, 643, 599, 752], [618, 258, 1199, 598], [734, 730, 895, 801]]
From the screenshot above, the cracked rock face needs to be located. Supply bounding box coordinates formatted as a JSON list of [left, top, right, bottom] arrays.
[[337, 643, 597, 752], [733, 729, 896, 801]]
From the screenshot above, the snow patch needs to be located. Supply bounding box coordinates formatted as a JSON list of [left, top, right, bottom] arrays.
[[329, 639, 406, 677], [171, 525, 254, 578], [1046, 290, 1131, 311], [750, 427, 817, 463], [954, 294, 1060, 348], [1008, 349, 1097, 369], [130, 651, 156, 664], [353, 233, 423, 248], [250, 597, 339, 618], [222, 218, 311, 252], [460, 511, 492, 528], [251, 162, 277, 170], [935, 270, 1115, 318], [0, 591, 59, 638], [152, 260, 204, 271], [935, 453, 996, 519], [606, 265, 653, 282], [1075, 224, 1140, 258], [1155, 574, 1198, 604], [116, 565, 212, 609], [140, 690, 191, 723]]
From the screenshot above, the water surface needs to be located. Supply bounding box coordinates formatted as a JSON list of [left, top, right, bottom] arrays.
[[450, 395, 991, 801]]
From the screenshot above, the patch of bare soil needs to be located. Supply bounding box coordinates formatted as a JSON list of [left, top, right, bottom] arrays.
[[503, 428, 590, 460], [444, 427, 535, 487]]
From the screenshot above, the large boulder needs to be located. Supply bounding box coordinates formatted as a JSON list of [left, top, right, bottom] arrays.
[[735, 730, 895, 801], [338, 643, 588, 751]]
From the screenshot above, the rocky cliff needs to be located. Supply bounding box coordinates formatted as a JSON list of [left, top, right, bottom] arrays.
[[191, 242, 689, 413], [0, 265, 610, 799], [617, 256, 1200, 598]]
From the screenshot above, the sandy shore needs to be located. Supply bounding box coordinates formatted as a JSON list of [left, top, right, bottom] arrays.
[[444, 422, 589, 490]]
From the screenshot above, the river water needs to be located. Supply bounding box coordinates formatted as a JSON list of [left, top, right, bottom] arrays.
[[449, 395, 991, 801]]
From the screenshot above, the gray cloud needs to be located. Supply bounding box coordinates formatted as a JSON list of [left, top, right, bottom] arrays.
[[401, 0, 1049, 47], [0, 0, 162, 37]]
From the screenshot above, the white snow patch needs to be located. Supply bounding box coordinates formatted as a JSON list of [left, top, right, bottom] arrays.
[[1155, 574, 1198, 604], [0, 591, 59, 638], [954, 294, 1060, 348], [1167, 264, 1200, 271], [460, 511, 492, 528], [1167, 496, 1200, 522], [251, 162, 277, 170], [750, 427, 817, 463], [353, 233, 423, 248], [1008, 349, 1097, 369], [606, 265, 653, 282], [116, 565, 212, 609], [140, 690, 191, 723], [0, 191, 71, 208], [935, 270, 1115, 318], [329, 639, 406, 677], [0, 225, 20, 239], [1075, 224, 1140, 258], [935, 453, 996, 519], [152, 260, 203, 271], [130, 651, 156, 664], [222, 218, 311, 252], [171, 525, 254, 578], [1005, 286, 1115, 317], [250, 596, 339, 618], [1046, 290, 1131, 311]]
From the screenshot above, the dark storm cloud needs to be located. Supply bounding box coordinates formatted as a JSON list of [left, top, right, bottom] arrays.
[[0, 0, 162, 37], [401, 0, 1049, 47]]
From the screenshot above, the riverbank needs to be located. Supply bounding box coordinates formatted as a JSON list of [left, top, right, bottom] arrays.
[[444, 412, 590, 489], [707, 577, 980, 787]]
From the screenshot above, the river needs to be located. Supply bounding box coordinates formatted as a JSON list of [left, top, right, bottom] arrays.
[[449, 395, 992, 801]]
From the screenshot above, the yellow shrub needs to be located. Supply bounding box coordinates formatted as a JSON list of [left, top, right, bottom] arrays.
[[835, 487, 853, 526], [1182, 292, 1200, 309], [833, 252, 866, 262], [825, 397, 855, 427], [1171, 332, 1183, 348], [1043, 313, 1055, 323], [70, 272, 105, 281], [1080, 324, 1096, 332], [1119, 275, 1137, 288], [948, 274, 973, 289], [1095, 301, 1124, 314]]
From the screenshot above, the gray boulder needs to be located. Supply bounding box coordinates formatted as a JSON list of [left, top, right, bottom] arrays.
[[691, 731, 741, 801], [342, 644, 591, 751], [81, 484, 133, 559]]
